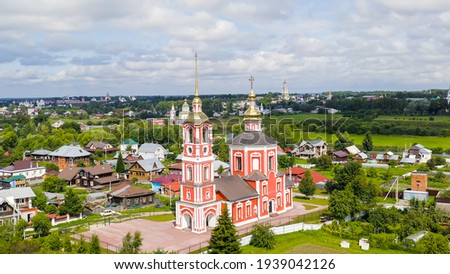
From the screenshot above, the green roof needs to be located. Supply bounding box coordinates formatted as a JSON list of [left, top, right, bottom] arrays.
[[123, 139, 138, 145], [2, 175, 26, 182]]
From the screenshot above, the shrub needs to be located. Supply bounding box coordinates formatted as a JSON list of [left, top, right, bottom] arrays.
[[249, 223, 276, 249]]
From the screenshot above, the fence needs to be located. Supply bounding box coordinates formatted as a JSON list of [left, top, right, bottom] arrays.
[[239, 223, 326, 246], [176, 210, 327, 254]]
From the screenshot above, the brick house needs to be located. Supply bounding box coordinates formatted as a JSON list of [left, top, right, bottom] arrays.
[[49, 145, 91, 170]]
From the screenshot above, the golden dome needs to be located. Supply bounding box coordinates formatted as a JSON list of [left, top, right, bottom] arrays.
[[192, 96, 202, 105], [185, 111, 209, 125], [244, 105, 261, 119]]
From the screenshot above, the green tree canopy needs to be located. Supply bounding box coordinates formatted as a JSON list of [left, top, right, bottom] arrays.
[[32, 213, 51, 237], [249, 223, 276, 250], [59, 188, 83, 216], [362, 130, 374, 151], [298, 170, 316, 198], [328, 189, 360, 221], [89, 234, 101, 254], [42, 175, 67, 193], [115, 153, 125, 173], [119, 231, 143, 254]]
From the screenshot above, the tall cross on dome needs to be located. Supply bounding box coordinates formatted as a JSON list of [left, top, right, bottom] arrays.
[[249, 75, 255, 90]]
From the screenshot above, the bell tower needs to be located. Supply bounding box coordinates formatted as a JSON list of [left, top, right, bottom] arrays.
[[175, 53, 220, 234]]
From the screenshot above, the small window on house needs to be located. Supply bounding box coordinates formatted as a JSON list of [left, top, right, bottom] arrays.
[[186, 190, 191, 200], [206, 190, 210, 199]]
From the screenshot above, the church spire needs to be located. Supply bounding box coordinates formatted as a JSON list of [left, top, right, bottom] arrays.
[[192, 53, 202, 112], [281, 80, 289, 100], [243, 75, 262, 132]]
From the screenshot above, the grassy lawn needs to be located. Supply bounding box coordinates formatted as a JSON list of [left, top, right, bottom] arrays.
[[241, 229, 409, 254], [350, 134, 450, 150], [302, 204, 318, 210], [294, 196, 329, 206], [143, 214, 175, 222], [132, 183, 153, 190]]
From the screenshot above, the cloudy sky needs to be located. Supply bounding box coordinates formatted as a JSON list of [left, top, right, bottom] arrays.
[[1, 0, 450, 98]]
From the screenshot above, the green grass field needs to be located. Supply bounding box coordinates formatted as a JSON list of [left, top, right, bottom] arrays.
[[290, 131, 450, 150], [143, 214, 175, 222], [240, 229, 409, 254]]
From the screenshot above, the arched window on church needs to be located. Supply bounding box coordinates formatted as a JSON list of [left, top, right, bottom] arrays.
[[252, 157, 260, 172], [187, 166, 193, 182], [202, 125, 210, 143], [268, 155, 274, 171], [188, 127, 194, 143]]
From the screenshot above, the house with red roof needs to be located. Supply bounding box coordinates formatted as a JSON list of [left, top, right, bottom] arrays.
[[161, 181, 180, 198], [284, 166, 330, 189], [151, 174, 182, 193]]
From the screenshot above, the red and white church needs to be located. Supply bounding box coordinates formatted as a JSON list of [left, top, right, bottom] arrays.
[[175, 56, 294, 234]]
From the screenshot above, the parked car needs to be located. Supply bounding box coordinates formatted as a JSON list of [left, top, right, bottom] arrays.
[[100, 209, 120, 216]]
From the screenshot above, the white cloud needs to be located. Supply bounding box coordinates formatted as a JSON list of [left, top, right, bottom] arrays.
[[1, 0, 450, 97]]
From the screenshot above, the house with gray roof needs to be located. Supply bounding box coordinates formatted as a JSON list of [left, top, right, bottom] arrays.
[[30, 149, 53, 161], [128, 158, 165, 181], [403, 144, 432, 164], [294, 139, 328, 159], [375, 151, 400, 163], [138, 143, 168, 160], [0, 187, 38, 223], [85, 141, 118, 154], [49, 145, 91, 170]]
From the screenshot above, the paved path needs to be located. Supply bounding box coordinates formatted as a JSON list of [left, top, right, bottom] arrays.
[[79, 202, 327, 253]]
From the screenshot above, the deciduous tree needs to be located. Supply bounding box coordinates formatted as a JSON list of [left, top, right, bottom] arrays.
[[249, 223, 276, 249], [299, 170, 316, 198], [32, 213, 51, 237]]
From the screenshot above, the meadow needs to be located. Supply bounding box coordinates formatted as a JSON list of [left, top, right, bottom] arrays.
[[290, 131, 450, 151], [240, 229, 409, 254]]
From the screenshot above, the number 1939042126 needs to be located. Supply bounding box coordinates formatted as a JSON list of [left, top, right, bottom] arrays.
[[256, 258, 335, 270]]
